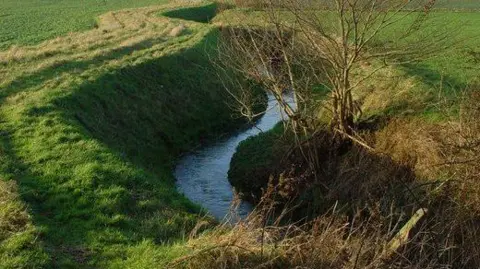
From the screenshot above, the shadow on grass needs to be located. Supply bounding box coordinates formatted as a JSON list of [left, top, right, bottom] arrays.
[[0, 35, 171, 101], [52, 29, 240, 172], [162, 3, 218, 23], [358, 62, 469, 121], [400, 62, 466, 97], [0, 29, 245, 266], [0, 129, 50, 267]]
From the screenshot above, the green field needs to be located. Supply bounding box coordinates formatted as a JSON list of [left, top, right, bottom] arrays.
[[1, 0, 479, 50], [367, 11, 480, 119], [436, 0, 480, 9], [0, 0, 171, 49]]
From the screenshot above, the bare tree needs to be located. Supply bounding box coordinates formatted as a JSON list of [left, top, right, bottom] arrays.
[[216, 0, 450, 139]]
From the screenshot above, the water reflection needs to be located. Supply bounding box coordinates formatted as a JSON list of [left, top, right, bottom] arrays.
[[175, 95, 292, 220]]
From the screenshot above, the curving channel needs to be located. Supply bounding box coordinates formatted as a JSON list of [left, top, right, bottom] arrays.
[[175, 96, 290, 220]]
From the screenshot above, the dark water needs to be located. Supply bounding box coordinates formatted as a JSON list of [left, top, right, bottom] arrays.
[[175, 96, 289, 220]]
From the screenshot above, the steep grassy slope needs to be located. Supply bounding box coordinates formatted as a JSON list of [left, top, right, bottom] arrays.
[[0, 2, 252, 268]]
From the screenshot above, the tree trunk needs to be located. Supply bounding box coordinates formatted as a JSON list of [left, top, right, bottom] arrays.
[[332, 87, 354, 135]]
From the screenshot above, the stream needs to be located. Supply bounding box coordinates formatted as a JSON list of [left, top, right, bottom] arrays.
[[175, 96, 290, 220]]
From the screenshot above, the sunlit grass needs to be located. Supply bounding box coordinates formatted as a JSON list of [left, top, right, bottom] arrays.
[[0, 2, 242, 267], [0, 0, 172, 49]]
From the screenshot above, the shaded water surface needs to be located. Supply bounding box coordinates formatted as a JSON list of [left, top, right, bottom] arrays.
[[175, 97, 288, 220]]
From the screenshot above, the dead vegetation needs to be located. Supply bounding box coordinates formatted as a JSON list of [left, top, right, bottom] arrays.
[[203, 2, 478, 264], [0, 179, 48, 268], [171, 189, 473, 268], [172, 85, 480, 268], [0, 180, 30, 242]]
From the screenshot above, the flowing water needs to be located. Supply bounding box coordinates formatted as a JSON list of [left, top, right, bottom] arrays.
[[175, 96, 290, 220]]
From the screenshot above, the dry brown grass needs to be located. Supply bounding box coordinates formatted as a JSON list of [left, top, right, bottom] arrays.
[[0, 180, 30, 242], [373, 87, 480, 267], [374, 118, 444, 177], [375, 87, 480, 210], [0, 179, 49, 267], [173, 172, 479, 268], [172, 84, 480, 268], [170, 190, 457, 269], [437, 89, 480, 212]]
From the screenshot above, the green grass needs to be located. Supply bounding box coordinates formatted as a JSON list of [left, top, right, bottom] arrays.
[[0, 0, 170, 49], [436, 0, 480, 9], [0, 2, 257, 267], [215, 8, 480, 120], [380, 11, 480, 86], [369, 11, 480, 120], [228, 123, 287, 201], [0, 180, 50, 268], [224, 7, 480, 206]]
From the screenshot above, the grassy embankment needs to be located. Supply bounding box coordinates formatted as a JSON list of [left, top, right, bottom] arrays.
[[223, 7, 480, 198], [0, 2, 255, 268]]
